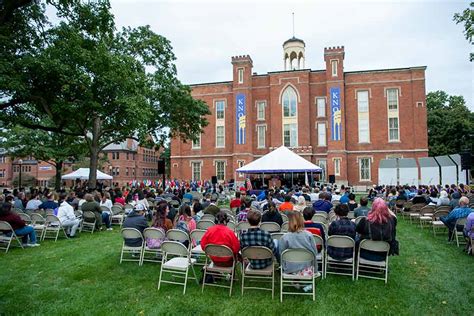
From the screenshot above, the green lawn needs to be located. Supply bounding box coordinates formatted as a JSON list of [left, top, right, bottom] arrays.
[[0, 218, 472, 315]]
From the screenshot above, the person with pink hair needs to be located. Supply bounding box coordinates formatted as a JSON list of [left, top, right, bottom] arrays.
[[356, 198, 398, 261]]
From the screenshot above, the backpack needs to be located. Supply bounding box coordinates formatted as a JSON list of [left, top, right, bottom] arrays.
[[176, 220, 189, 234]]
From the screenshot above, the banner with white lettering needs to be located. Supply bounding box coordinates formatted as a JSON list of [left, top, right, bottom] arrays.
[[236, 93, 246, 144], [330, 87, 341, 141]]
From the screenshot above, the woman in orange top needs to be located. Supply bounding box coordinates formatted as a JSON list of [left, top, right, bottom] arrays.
[[279, 195, 294, 212]]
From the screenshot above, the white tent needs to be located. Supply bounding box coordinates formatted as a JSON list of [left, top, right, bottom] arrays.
[[61, 168, 113, 180], [236, 146, 322, 174]]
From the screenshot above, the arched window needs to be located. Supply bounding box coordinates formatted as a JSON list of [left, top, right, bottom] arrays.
[[282, 86, 297, 118]]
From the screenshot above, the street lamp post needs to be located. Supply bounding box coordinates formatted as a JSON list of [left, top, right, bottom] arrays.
[[18, 159, 23, 189]]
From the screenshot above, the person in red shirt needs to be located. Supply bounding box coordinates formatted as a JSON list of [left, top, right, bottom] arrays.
[[279, 195, 294, 212], [230, 192, 242, 209], [0, 202, 40, 246], [302, 207, 325, 251], [200, 211, 240, 267]]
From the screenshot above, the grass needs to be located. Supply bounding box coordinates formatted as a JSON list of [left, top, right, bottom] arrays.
[[0, 218, 473, 315]]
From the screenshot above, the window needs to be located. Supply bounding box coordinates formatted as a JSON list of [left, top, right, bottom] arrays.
[[238, 68, 244, 84], [334, 158, 341, 176], [283, 123, 297, 147], [389, 117, 399, 141], [216, 100, 225, 120], [132, 168, 135, 176], [116, 152, 120, 160], [0, 156, 5, 163], [318, 160, 327, 181], [216, 126, 225, 148], [358, 118, 370, 143], [192, 134, 201, 149], [216, 161, 225, 181], [192, 162, 201, 181], [0, 169, 4, 178], [257, 125, 266, 148], [116, 167, 120, 176], [331, 60, 338, 77], [359, 158, 371, 181], [282, 87, 297, 118], [387, 88, 399, 110], [237, 160, 245, 178], [316, 98, 325, 117], [357, 91, 369, 113], [317, 122, 326, 146], [257, 101, 265, 120], [126, 167, 129, 176]]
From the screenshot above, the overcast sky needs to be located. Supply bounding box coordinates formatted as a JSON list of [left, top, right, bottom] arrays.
[[110, 0, 472, 108]]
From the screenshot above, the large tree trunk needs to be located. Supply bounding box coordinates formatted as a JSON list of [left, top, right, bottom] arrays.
[[54, 160, 63, 191], [88, 117, 101, 190]]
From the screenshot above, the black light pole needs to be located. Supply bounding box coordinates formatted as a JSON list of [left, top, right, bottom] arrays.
[[18, 159, 23, 190]]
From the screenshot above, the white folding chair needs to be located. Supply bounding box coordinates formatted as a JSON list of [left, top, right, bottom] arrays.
[[196, 220, 215, 230], [190, 229, 207, 266], [202, 244, 237, 297], [241, 246, 275, 299], [30, 213, 46, 238], [280, 213, 289, 223], [201, 214, 215, 221], [227, 220, 236, 231], [120, 228, 143, 264], [313, 234, 325, 279], [18, 213, 31, 224], [0, 221, 24, 253], [312, 214, 328, 224], [111, 206, 125, 226], [166, 229, 190, 247], [81, 211, 96, 234], [280, 248, 318, 302], [430, 210, 450, 236], [260, 222, 280, 233], [42, 215, 69, 241], [419, 205, 436, 229], [158, 241, 198, 294], [235, 221, 251, 236], [281, 222, 289, 232], [270, 232, 285, 241], [452, 217, 468, 247], [356, 239, 390, 283], [324, 235, 355, 280], [141, 228, 166, 265]]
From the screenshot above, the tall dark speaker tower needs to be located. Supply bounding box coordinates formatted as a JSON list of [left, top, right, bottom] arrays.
[[211, 176, 218, 184], [460, 151, 472, 170], [328, 175, 336, 184], [158, 160, 165, 174]]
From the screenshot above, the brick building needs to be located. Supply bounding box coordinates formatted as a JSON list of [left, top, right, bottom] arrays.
[[171, 38, 428, 186], [0, 139, 161, 188]]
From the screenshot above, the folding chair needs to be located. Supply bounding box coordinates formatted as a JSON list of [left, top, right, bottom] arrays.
[[19, 213, 31, 224], [42, 215, 69, 241], [241, 246, 275, 298], [260, 222, 280, 233], [227, 220, 236, 231], [419, 205, 436, 229], [196, 220, 215, 230], [347, 211, 355, 220], [325, 235, 355, 280], [111, 206, 125, 226], [158, 241, 199, 295], [0, 221, 24, 253], [281, 222, 289, 232], [190, 229, 207, 265], [356, 240, 390, 283], [120, 228, 143, 264], [30, 213, 46, 238], [280, 213, 289, 223], [124, 204, 134, 214], [141, 228, 166, 265], [271, 232, 285, 241], [430, 210, 450, 236], [201, 214, 215, 221], [202, 244, 237, 297], [313, 234, 325, 278], [312, 214, 328, 224], [452, 217, 468, 247], [166, 229, 190, 248], [280, 248, 318, 302], [81, 211, 96, 233], [235, 221, 251, 237], [354, 216, 367, 226], [408, 204, 425, 224]]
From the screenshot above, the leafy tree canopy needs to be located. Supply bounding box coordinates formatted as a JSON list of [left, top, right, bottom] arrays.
[[453, 2, 474, 61], [426, 90, 474, 156]]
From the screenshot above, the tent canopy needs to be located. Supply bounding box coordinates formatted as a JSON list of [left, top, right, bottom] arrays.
[[61, 168, 113, 180], [236, 146, 322, 174]]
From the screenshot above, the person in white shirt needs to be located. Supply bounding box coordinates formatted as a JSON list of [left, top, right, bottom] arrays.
[[25, 194, 42, 211], [331, 189, 342, 202], [57, 193, 81, 237], [100, 192, 113, 212]]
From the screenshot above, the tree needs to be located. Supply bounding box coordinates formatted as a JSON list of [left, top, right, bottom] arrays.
[[453, 2, 474, 61], [0, 1, 210, 189], [0, 126, 87, 190], [426, 90, 474, 156]]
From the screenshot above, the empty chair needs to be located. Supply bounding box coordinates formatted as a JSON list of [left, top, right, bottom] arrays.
[[30, 213, 46, 238], [419, 205, 436, 229], [190, 229, 207, 265], [42, 215, 69, 241], [430, 210, 450, 236], [356, 240, 390, 283], [120, 228, 143, 264], [241, 246, 275, 298], [260, 222, 280, 233], [166, 229, 190, 248], [280, 248, 318, 302], [141, 227, 166, 265], [202, 244, 237, 297], [324, 235, 356, 280], [158, 241, 198, 294]]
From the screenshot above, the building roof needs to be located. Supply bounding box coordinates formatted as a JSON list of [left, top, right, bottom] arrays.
[[283, 37, 305, 46], [102, 140, 138, 152], [434, 155, 455, 167], [379, 159, 397, 169], [418, 157, 439, 168], [398, 158, 418, 168]]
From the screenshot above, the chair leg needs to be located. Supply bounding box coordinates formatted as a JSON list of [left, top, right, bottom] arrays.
[[201, 268, 206, 293], [183, 268, 189, 295], [271, 266, 274, 300], [191, 264, 199, 285], [241, 263, 245, 296], [280, 272, 283, 302], [229, 263, 235, 297]]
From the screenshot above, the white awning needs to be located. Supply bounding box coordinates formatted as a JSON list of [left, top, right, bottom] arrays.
[[61, 168, 113, 180]]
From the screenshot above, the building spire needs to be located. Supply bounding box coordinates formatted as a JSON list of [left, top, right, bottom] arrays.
[[292, 12, 295, 38]]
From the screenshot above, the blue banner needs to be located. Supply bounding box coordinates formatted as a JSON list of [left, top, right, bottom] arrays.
[[236, 93, 246, 144], [330, 87, 341, 141]]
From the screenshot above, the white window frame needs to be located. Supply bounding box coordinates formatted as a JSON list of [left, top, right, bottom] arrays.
[[317, 122, 326, 147], [357, 90, 369, 113], [216, 125, 225, 148], [238, 68, 244, 84], [316, 97, 326, 117], [215, 160, 226, 181], [334, 158, 341, 176], [237, 160, 245, 178], [318, 159, 327, 181], [192, 133, 201, 149], [283, 123, 298, 147], [256, 101, 266, 121], [215, 100, 226, 120], [357, 90, 370, 144], [257, 124, 266, 148], [331, 60, 338, 77], [387, 88, 399, 111], [191, 161, 202, 181], [386, 88, 400, 142], [359, 157, 371, 181], [282, 87, 297, 118], [388, 117, 400, 142]]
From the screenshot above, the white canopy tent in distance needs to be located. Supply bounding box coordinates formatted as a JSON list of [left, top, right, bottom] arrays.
[[236, 146, 322, 188], [61, 168, 113, 185]]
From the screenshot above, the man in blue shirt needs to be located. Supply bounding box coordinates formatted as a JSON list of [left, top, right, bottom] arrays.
[[440, 197, 473, 241]]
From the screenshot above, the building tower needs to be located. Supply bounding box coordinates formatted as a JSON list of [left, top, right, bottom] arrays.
[[283, 37, 305, 70]]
